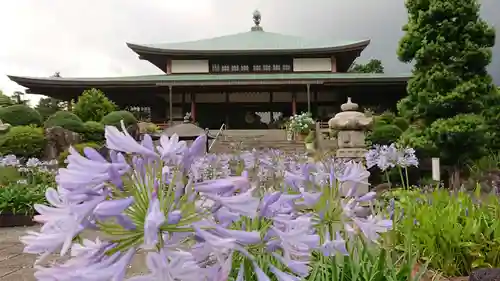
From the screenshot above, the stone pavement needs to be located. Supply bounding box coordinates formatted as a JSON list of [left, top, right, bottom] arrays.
[[0, 226, 37, 281], [0, 226, 149, 280]]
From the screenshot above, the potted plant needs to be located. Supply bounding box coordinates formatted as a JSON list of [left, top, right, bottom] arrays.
[[0, 183, 48, 227], [304, 130, 316, 150], [287, 112, 315, 140]]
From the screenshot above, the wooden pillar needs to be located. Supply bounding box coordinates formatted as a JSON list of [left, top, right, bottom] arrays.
[[292, 92, 297, 115], [331, 56, 337, 72], [269, 92, 273, 121], [166, 59, 172, 75], [306, 84, 311, 113], [190, 93, 196, 122], [224, 92, 229, 128], [314, 91, 319, 117], [168, 85, 173, 125]]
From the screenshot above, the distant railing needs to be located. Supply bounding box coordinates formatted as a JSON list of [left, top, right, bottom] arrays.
[[155, 119, 185, 129], [155, 122, 169, 130], [319, 121, 329, 129], [208, 123, 227, 151]]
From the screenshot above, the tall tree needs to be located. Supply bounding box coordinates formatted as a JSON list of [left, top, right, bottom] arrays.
[[11, 91, 28, 105], [397, 0, 497, 187], [349, 59, 384, 73], [35, 97, 63, 120]]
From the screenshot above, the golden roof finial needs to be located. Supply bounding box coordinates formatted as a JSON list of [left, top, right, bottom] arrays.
[[251, 10, 263, 31]]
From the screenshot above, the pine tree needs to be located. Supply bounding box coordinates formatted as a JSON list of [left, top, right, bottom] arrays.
[[397, 0, 497, 186]]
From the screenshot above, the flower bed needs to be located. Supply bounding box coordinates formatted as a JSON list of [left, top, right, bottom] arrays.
[[0, 155, 56, 226], [14, 124, 430, 281], [366, 143, 500, 279], [9, 124, 499, 280]]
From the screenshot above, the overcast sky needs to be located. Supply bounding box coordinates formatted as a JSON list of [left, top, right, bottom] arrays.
[[0, 0, 498, 105]]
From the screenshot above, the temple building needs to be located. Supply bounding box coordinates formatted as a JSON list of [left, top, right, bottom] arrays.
[[8, 11, 409, 129]]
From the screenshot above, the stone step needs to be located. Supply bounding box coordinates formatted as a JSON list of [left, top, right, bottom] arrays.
[[206, 129, 338, 154], [210, 140, 306, 154], [210, 129, 287, 142]]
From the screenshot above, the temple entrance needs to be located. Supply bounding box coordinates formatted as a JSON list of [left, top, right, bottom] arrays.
[[196, 104, 226, 129], [226, 104, 291, 129], [196, 103, 292, 130]]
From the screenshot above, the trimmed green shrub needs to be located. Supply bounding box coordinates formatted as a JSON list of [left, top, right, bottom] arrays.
[[0, 93, 14, 107], [82, 121, 105, 142], [35, 97, 63, 121], [367, 112, 411, 146], [101, 111, 137, 128], [58, 142, 102, 167], [44, 111, 85, 133], [374, 111, 396, 126], [0, 126, 46, 158], [45, 111, 82, 124], [73, 88, 117, 122], [0, 105, 42, 126], [367, 124, 403, 146], [393, 117, 410, 131]]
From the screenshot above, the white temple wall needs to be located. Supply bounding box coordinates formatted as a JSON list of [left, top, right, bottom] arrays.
[[171, 60, 209, 73], [293, 58, 333, 72]]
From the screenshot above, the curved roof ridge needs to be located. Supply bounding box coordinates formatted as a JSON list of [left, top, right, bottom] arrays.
[[126, 30, 370, 55]]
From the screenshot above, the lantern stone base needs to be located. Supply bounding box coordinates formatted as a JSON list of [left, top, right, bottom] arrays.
[[336, 148, 367, 159], [340, 181, 369, 197]]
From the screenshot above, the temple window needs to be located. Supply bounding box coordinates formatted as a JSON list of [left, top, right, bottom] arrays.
[[211, 64, 220, 72], [209, 57, 293, 73]]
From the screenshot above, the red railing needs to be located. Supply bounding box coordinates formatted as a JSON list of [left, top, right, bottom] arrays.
[[155, 123, 169, 130]]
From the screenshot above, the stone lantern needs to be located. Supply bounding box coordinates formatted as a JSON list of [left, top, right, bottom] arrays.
[[328, 97, 373, 196], [328, 97, 373, 160]]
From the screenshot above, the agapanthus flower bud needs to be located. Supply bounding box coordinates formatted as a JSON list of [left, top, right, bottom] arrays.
[[143, 198, 166, 249], [167, 210, 182, 224], [93, 197, 134, 217], [215, 226, 262, 245], [205, 187, 260, 217]]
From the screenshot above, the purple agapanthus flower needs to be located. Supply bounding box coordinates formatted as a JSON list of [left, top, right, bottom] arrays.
[[365, 143, 419, 171], [18, 119, 397, 281]]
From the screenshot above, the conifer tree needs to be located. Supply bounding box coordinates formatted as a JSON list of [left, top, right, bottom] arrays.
[[397, 0, 497, 186]]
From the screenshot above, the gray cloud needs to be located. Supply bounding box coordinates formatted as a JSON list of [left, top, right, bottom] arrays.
[[0, 0, 498, 103]]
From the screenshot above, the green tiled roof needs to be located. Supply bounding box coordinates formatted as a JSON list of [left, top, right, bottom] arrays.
[[8, 73, 410, 87], [127, 30, 370, 54]]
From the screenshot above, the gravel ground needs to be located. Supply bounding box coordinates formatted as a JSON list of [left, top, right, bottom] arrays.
[[0, 226, 148, 281]]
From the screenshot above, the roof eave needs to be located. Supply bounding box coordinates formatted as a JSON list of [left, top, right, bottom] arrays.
[[7, 75, 158, 88], [8, 74, 409, 88], [126, 40, 370, 57]]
